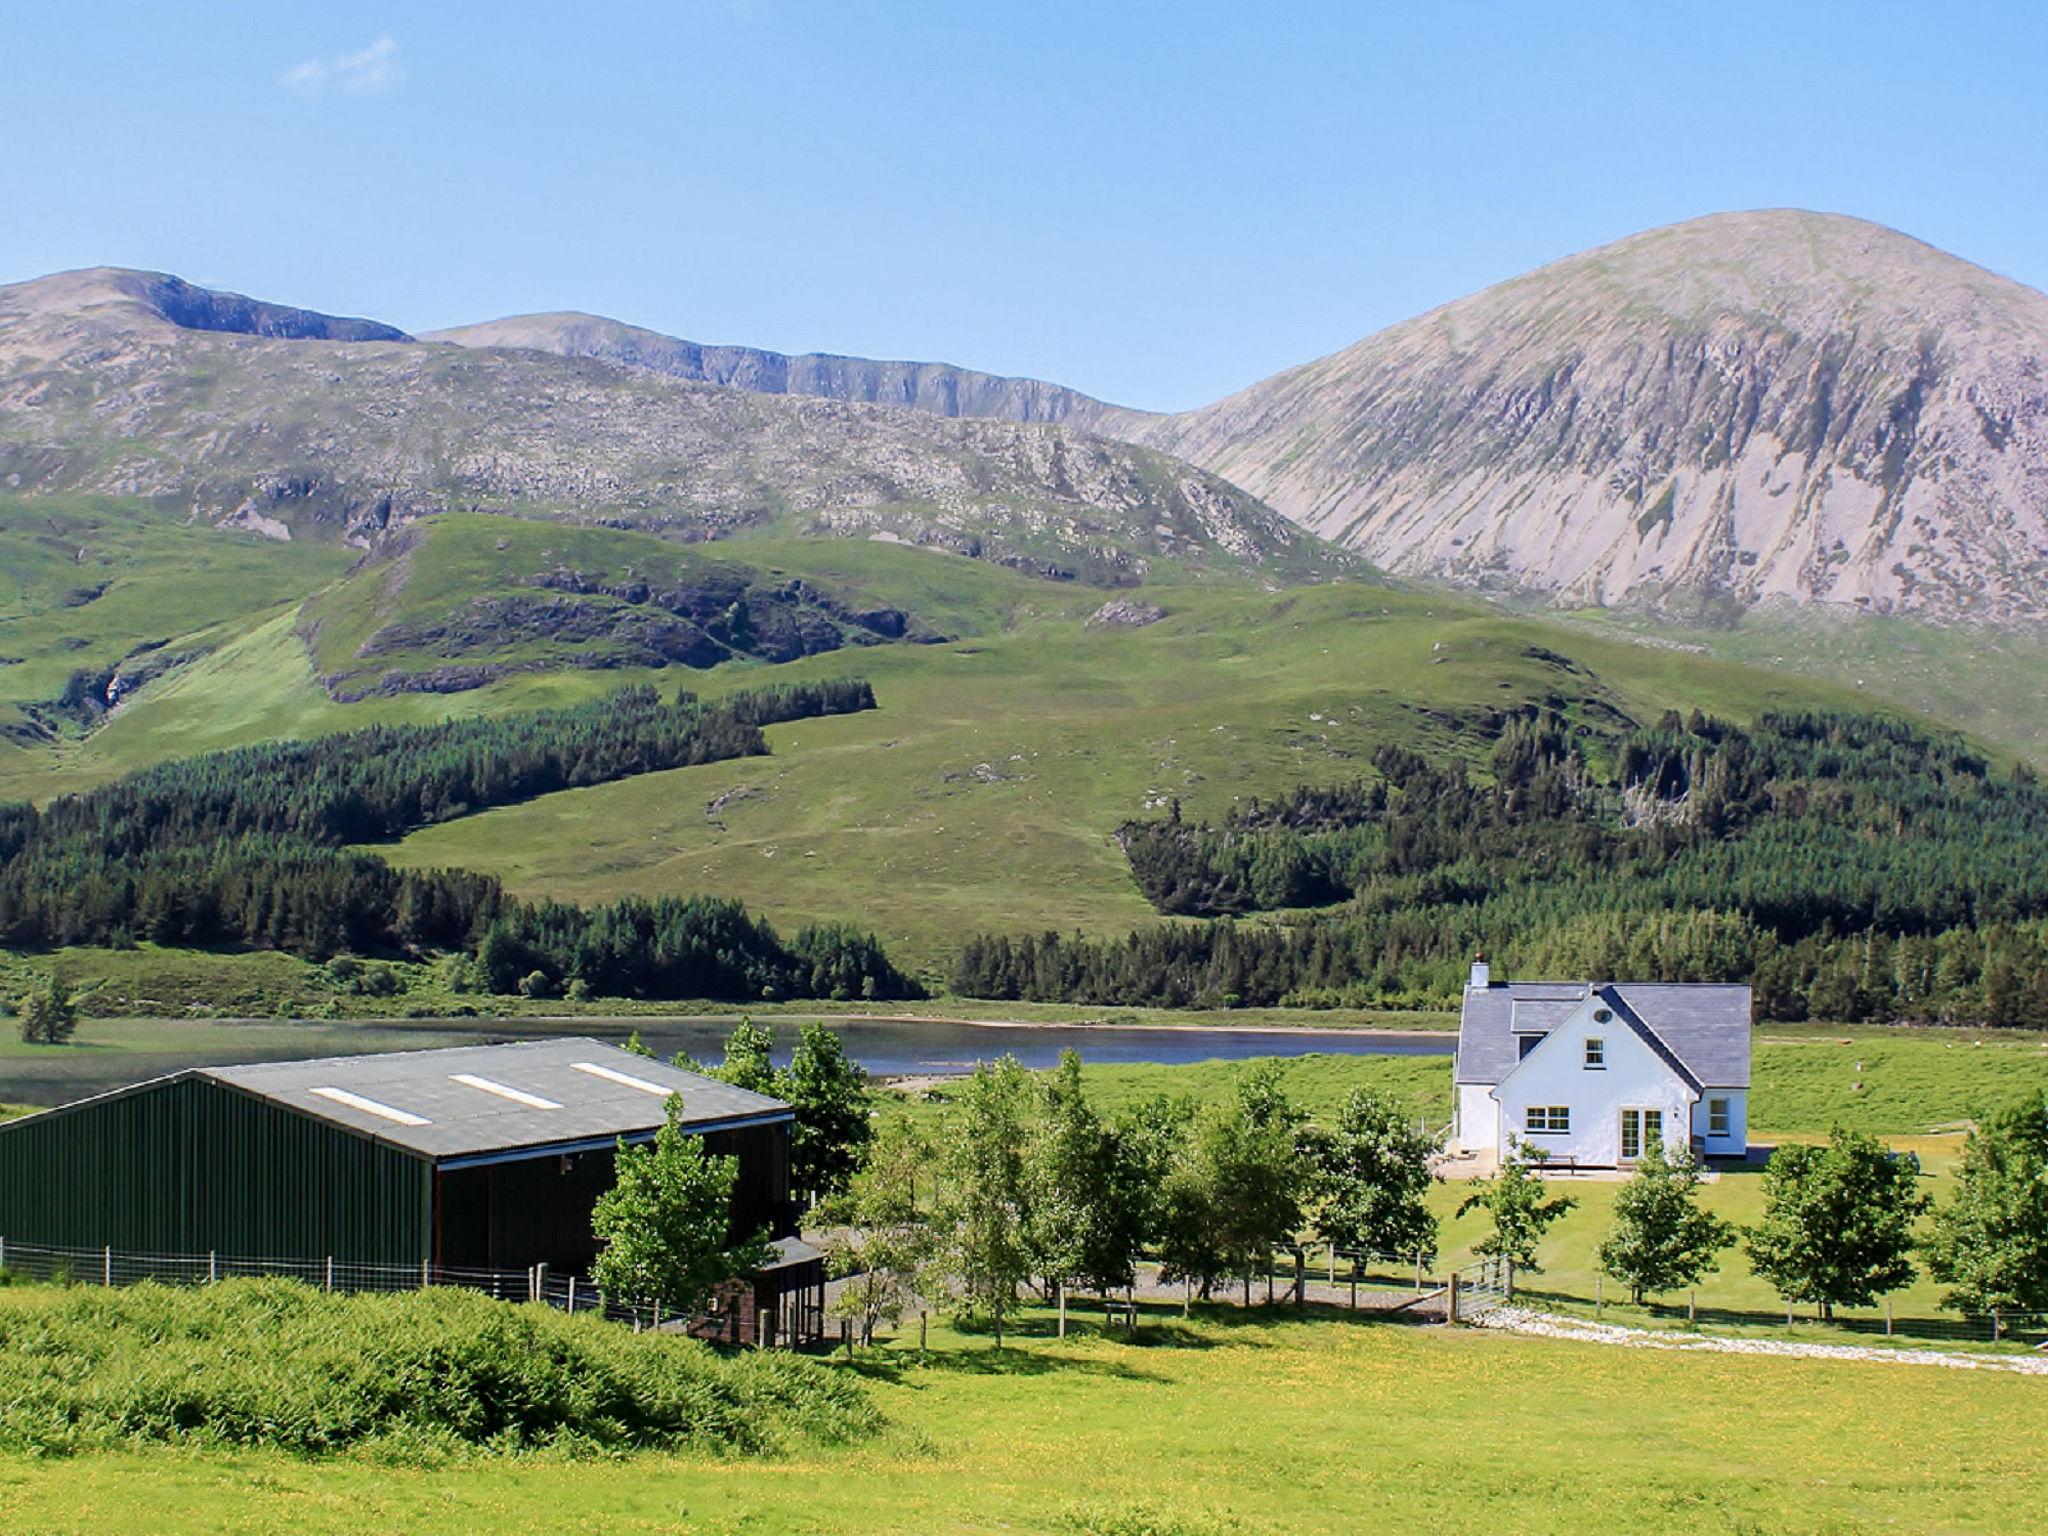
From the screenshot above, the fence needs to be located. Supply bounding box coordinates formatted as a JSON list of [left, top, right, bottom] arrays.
[[0, 1236, 722, 1339]]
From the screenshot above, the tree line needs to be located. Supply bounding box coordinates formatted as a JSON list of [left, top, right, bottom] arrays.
[[823, 1054, 1440, 1346], [1473, 1097, 2048, 1324], [0, 680, 917, 1003], [956, 711, 2048, 1024], [554, 1020, 2048, 1340]]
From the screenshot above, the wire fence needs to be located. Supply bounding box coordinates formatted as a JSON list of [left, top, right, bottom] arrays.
[[0, 1236, 710, 1337], [1598, 1295, 2048, 1349]]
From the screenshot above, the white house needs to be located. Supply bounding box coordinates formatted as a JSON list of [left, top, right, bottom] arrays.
[[1451, 962, 1750, 1166]]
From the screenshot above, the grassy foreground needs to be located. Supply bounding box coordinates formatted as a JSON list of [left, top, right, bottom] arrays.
[[0, 1307, 2038, 1535]]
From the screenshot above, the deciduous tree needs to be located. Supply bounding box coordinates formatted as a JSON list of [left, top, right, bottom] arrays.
[[1596, 1142, 1734, 1303], [1924, 1090, 2048, 1313], [591, 1094, 772, 1316], [1306, 1087, 1440, 1262], [1744, 1128, 1929, 1319], [1455, 1140, 1576, 1272]]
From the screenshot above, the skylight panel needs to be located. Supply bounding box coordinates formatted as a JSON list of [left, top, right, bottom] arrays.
[[570, 1061, 674, 1097], [308, 1086, 431, 1126], [450, 1073, 563, 1110]]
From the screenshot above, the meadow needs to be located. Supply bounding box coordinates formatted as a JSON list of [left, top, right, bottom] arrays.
[[0, 1306, 2038, 1535]]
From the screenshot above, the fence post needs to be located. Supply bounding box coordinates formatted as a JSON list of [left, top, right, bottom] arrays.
[[104, 1246, 112, 1286], [1504, 1259, 1515, 1302], [1, 1235, 6, 1271], [919, 1310, 928, 1354], [1329, 1246, 1336, 1285], [209, 1251, 218, 1284], [1448, 1273, 1461, 1325], [567, 1276, 577, 1314], [1057, 1281, 1067, 1339], [1688, 1289, 1696, 1326], [1884, 1299, 1893, 1338], [325, 1256, 334, 1294], [1294, 1247, 1306, 1308], [536, 1262, 547, 1304], [1993, 1309, 2002, 1344]]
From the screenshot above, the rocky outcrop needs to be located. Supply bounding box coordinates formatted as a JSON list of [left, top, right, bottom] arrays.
[[427, 312, 1126, 429], [1085, 598, 1167, 628], [1120, 211, 2048, 626], [318, 560, 930, 699]]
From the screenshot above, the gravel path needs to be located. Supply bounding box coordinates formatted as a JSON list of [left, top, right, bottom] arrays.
[[1479, 1306, 2048, 1375]]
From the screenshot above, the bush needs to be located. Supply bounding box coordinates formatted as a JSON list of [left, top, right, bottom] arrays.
[[0, 1279, 879, 1459]]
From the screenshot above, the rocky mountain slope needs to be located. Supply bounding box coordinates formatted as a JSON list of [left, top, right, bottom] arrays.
[[428, 312, 1127, 430], [1121, 211, 2048, 625], [0, 268, 1337, 586]]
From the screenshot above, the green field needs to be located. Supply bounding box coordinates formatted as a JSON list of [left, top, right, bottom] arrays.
[[5, 1025, 2046, 1532], [0, 1308, 2038, 1535]]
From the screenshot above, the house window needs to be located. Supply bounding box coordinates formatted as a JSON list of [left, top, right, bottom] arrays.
[[1592, 1007, 1613, 1023], [1525, 1106, 1571, 1135], [1708, 1098, 1731, 1138], [1584, 1037, 1605, 1069]]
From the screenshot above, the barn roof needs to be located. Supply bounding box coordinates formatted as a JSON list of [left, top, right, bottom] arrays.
[[1457, 980, 1751, 1089], [200, 1037, 789, 1163]]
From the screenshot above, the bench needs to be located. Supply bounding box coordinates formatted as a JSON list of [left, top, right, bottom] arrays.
[[1103, 1300, 1138, 1331]]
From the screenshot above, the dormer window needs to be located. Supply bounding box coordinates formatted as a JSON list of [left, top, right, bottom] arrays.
[[1584, 1037, 1605, 1069]]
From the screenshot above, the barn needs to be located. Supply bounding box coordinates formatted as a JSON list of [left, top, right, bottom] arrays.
[[0, 1037, 824, 1340]]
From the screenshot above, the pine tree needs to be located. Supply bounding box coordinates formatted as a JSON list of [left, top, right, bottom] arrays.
[[18, 973, 78, 1046]]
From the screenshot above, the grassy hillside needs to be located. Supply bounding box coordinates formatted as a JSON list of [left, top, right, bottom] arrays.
[[0, 496, 349, 755], [0, 506, 1930, 984], [376, 559, 1876, 973], [1562, 606, 2048, 767], [0, 1309, 2039, 1534]]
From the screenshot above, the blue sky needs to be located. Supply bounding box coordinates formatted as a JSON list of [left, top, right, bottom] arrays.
[[5, 2, 2044, 410]]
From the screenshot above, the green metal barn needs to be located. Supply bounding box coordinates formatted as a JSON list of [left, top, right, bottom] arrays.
[[0, 1037, 823, 1336]]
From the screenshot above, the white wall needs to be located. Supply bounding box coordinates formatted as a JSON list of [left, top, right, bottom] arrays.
[[1689, 1088, 1749, 1157], [1453, 1083, 1497, 1153], [1491, 1000, 1694, 1165]]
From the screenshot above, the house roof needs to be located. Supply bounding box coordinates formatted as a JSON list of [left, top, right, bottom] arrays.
[[199, 1037, 790, 1162], [1457, 980, 1751, 1089]]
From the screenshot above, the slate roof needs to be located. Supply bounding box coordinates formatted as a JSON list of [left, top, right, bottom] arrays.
[[201, 1037, 790, 1162], [1457, 980, 1751, 1089]]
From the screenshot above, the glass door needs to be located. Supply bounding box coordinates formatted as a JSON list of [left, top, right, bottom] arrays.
[[1619, 1108, 1664, 1163]]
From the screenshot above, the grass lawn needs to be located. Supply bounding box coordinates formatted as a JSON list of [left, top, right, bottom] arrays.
[[0, 1307, 2038, 1535]]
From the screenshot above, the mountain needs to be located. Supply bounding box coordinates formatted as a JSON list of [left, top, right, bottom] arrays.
[[428, 312, 1129, 430], [1120, 211, 2048, 625], [0, 268, 1335, 587]]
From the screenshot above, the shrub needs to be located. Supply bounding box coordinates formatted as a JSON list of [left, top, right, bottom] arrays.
[[0, 1279, 879, 1459]]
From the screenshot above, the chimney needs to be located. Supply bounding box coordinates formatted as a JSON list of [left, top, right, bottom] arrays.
[[1470, 954, 1490, 990]]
